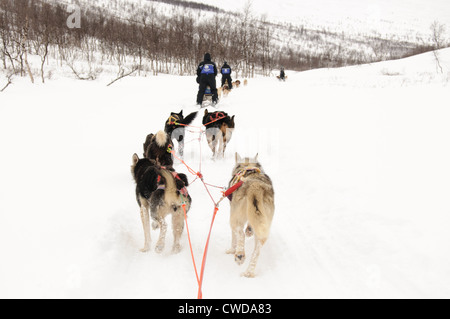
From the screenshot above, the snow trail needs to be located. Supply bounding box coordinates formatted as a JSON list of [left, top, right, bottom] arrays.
[[1, 50, 450, 298]]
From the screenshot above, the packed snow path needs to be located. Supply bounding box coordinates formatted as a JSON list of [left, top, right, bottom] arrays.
[[1, 50, 450, 298]]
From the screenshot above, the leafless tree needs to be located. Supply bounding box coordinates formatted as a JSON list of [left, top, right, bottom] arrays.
[[1, 72, 14, 92], [430, 21, 446, 73]]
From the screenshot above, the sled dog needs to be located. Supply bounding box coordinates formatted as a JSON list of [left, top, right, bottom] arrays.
[[226, 153, 275, 277], [131, 154, 191, 253], [143, 130, 173, 167], [222, 84, 231, 97], [164, 110, 198, 158], [202, 109, 235, 158]]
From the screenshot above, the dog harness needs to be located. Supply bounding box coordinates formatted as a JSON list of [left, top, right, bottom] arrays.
[[205, 112, 226, 126], [227, 167, 262, 201], [167, 115, 181, 126]]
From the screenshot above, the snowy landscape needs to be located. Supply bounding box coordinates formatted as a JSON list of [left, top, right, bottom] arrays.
[[1, 0, 450, 299]]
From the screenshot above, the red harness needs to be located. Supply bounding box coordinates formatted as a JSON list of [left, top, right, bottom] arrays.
[[204, 112, 226, 126]]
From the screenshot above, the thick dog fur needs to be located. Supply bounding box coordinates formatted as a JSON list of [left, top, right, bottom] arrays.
[[226, 153, 275, 277], [143, 130, 174, 167], [131, 154, 192, 253], [202, 109, 235, 158], [164, 110, 198, 158]]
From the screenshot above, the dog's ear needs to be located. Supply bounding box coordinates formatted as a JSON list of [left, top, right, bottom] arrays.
[[179, 110, 183, 116], [235, 152, 242, 163], [254, 153, 259, 162], [204, 109, 209, 117], [132, 153, 140, 164]]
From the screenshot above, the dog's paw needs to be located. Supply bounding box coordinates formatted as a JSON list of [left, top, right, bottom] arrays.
[[152, 221, 160, 230], [140, 246, 151, 253], [155, 242, 165, 254], [226, 248, 236, 254], [241, 271, 256, 278], [234, 252, 246, 265], [172, 244, 182, 254]]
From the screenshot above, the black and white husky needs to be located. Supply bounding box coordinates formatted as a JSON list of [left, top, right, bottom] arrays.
[[131, 154, 191, 253], [164, 110, 198, 158]]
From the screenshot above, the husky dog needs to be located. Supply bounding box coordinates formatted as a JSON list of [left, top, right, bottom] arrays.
[[164, 110, 198, 158], [131, 154, 191, 253], [202, 109, 235, 158], [143, 130, 173, 167], [226, 153, 275, 277], [222, 84, 231, 97]]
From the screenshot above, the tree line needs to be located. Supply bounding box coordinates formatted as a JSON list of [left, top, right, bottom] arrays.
[[0, 0, 279, 82], [0, 0, 443, 84]]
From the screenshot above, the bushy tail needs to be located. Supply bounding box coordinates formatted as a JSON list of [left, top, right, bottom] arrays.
[[181, 111, 198, 125], [160, 169, 177, 193], [247, 187, 274, 243], [155, 130, 168, 147], [159, 169, 179, 209]]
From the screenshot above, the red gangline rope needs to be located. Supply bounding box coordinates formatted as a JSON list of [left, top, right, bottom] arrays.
[[168, 117, 240, 299]]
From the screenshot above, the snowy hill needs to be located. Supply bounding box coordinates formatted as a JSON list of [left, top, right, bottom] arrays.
[[1, 48, 449, 298], [185, 0, 450, 40], [32, 0, 446, 79]]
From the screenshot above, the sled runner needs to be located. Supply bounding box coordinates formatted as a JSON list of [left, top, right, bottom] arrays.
[[201, 86, 218, 108]]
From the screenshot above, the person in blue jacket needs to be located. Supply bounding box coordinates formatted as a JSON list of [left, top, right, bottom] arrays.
[[221, 61, 233, 89], [196, 53, 218, 105]]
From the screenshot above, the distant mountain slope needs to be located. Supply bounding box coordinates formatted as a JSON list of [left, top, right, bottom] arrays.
[[181, 0, 450, 40]]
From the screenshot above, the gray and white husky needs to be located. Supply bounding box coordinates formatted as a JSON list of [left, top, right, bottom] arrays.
[[226, 153, 275, 277]]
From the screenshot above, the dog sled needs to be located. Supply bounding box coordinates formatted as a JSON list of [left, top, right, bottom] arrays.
[[204, 86, 213, 98], [201, 86, 218, 108]]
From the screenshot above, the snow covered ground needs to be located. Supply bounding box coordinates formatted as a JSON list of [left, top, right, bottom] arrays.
[[1, 49, 450, 299]]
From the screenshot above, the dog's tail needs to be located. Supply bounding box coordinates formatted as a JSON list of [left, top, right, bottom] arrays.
[[160, 169, 180, 210], [247, 186, 275, 244], [155, 130, 168, 147], [181, 111, 198, 126]]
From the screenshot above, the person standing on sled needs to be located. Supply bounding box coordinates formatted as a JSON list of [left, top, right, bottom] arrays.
[[196, 53, 219, 106], [279, 67, 286, 81], [221, 61, 233, 89]]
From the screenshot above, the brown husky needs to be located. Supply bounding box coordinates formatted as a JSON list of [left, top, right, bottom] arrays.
[[226, 153, 275, 277]]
